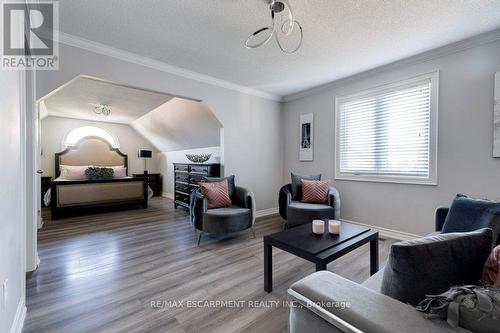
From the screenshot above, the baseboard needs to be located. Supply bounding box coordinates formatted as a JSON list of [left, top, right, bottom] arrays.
[[10, 299, 26, 333], [340, 218, 421, 241], [255, 207, 279, 219], [162, 192, 174, 200]]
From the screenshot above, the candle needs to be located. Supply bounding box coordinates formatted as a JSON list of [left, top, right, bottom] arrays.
[[328, 220, 341, 235], [312, 220, 325, 235]]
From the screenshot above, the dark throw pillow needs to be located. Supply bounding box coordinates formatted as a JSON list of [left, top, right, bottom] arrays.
[[203, 175, 235, 198], [84, 167, 114, 180], [381, 228, 493, 306], [290, 172, 321, 200], [441, 194, 500, 234]]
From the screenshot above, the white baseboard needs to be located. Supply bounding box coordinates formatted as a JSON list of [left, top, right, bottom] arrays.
[[255, 207, 279, 219], [340, 218, 421, 241], [10, 299, 26, 333], [162, 192, 174, 200]]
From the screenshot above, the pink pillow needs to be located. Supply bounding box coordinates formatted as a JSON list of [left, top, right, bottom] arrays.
[[482, 245, 500, 287], [301, 179, 329, 204], [200, 179, 232, 209], [60, 165, 90, 180]]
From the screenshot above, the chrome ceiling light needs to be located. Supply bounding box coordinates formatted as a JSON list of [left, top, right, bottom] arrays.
[[94, 104, 111, 116], [245, 0, 303, 54]]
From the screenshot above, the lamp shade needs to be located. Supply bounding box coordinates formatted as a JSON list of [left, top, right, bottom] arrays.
[[138, 149, 152, 158]]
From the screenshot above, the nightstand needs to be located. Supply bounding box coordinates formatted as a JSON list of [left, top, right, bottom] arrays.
[[41, 176, 52, 207], [133, 173, 162, 197]]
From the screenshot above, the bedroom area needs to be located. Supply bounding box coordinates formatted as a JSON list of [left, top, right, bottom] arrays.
[[37, 75, 224, 222]]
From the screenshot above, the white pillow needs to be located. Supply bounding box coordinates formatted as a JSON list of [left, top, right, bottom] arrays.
[[59, 165, 92, 180], [107, 165, 127, 178]]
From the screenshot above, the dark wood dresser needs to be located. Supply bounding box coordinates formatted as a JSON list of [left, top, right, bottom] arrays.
[[133, 173, 162, 197], [173, 163, 220, 209]]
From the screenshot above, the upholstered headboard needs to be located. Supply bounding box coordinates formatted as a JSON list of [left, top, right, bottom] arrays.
[[55, 137, 128, 177]]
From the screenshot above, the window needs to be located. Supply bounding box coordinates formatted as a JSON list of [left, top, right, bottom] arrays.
[[63, 126, 119, 148], [335, 72, 438, 185]]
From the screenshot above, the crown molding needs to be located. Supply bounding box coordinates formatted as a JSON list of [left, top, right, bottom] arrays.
[[284, 28, 500, 102], [57, 32, 283, 102]]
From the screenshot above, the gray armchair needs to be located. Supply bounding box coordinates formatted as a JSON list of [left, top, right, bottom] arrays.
[[190, 186, 256, 245], [279, 184, 341, 229]]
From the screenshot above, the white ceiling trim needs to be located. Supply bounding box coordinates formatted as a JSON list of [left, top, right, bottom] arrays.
[[58, 32, 282, 102], [284, 28, 500, 102]]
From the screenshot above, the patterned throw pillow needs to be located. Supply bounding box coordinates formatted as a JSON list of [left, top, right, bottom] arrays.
[[482, 245, 500, 287], [200, 179, 232, 209], [301, 179, 329, 204]]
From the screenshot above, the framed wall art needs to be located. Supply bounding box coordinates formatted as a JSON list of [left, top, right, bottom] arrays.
[[299, 113, 313, 161]]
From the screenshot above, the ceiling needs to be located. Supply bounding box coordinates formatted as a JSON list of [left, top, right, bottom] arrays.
[[59, 0, 500, 97], [42, 76, 175, 124], [41, 76, 222, 152], [131, 99, 222, 152]]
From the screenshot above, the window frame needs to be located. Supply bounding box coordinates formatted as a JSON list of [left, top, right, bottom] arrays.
[[62, 126, 120, 149], [334, 71, 439, 185]]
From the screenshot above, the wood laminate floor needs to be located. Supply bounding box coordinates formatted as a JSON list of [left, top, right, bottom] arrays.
[[25, 197, 395, 333]]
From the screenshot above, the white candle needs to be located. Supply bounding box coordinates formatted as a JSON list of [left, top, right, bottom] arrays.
[[312, 220, 325, 235], [328, 220, 341, 235]]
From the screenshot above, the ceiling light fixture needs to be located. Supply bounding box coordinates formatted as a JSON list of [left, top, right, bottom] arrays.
[[94, 104, 111, 116], [245, 0, 303, 54]]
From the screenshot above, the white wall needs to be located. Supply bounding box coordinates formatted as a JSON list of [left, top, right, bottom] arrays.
[[37, 43, 284, 210], [0, 72, 26, 332], [41, 116, 160, 177], [160, 147, 221, 196], [283, 39, 500, 236]]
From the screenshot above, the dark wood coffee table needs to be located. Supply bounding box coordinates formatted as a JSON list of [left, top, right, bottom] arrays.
[[264, 221, 379, 292]]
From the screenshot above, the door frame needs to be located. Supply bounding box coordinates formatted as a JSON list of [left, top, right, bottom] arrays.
[[25, 68, 40, 272]]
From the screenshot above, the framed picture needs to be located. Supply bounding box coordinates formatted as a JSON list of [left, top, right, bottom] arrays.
[[299, 113, 314, 161], [494, 72, 500, 157]]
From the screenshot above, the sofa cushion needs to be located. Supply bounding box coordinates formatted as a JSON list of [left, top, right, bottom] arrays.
[[200, 179, 232, 209], [203, 175, 235, 198], [291, 172, 321, 200], [301, 180, 329, 204], [482, 244, 500, 287], [203, 206, 252, 234], [362, 269, 384, 292], [287, 201, 335, 226], [381, 228, 492, 306], [441, 194, 500, 233]]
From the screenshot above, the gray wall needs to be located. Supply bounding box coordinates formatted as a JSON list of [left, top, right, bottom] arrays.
[[37, 43, 284, 211], [0, 71, 25, 332], [283, 39, 500, 236]]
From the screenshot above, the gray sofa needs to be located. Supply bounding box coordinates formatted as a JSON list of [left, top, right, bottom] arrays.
[[288, 208, 500, 333], [279, 184, 341, 229], [190, 186, 256, 245]]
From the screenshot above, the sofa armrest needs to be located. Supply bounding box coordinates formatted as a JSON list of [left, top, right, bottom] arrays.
[[190, 189, 207, 230], [234, 186, 256, 225], [328, 186, 341, 220], [279, 184, 293, 220], [435, 207, 449, 232], [288, 271, 469, 333]]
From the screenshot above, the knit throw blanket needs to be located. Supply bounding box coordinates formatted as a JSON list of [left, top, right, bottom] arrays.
[[416, 285, 500, 333]]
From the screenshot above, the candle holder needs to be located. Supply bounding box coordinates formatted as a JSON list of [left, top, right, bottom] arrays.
[[328, 220, 341, 235], [312, 220, 325, 235]]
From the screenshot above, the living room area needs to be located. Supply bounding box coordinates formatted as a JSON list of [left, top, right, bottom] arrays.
[[2, 1, 500, 333]]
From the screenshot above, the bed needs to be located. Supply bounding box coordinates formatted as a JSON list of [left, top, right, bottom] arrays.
[[50, 137, 148, 219]]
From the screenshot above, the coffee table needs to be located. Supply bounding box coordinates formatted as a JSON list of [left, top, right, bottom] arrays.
[[264, 221, 379, 292]]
